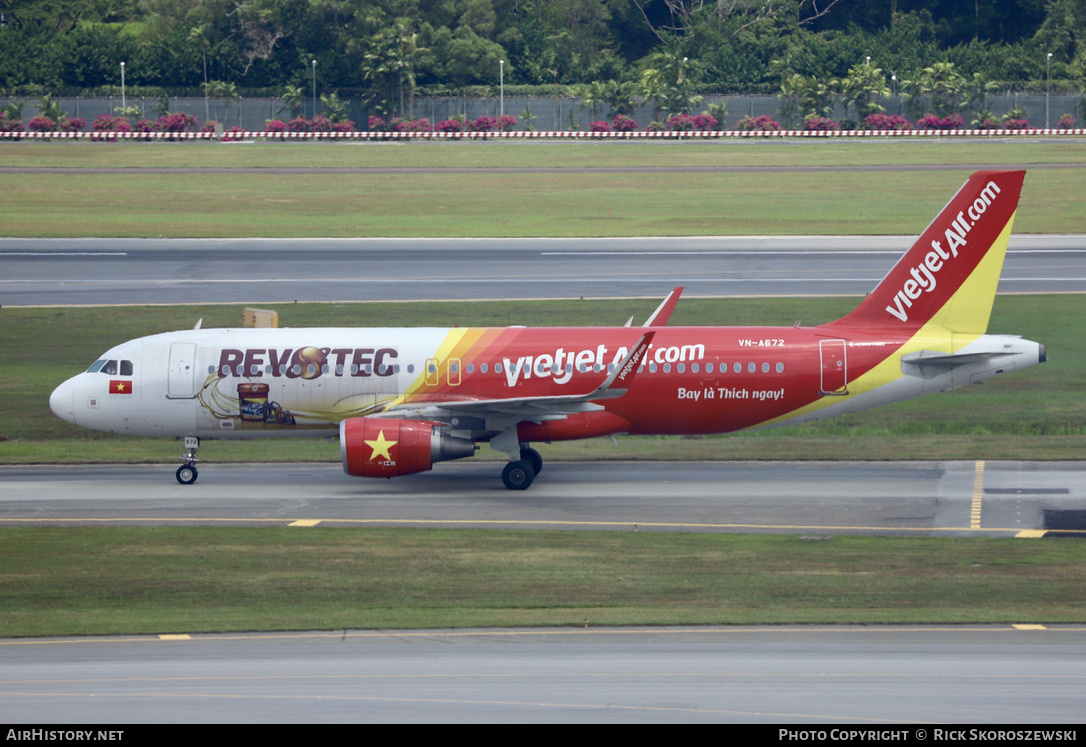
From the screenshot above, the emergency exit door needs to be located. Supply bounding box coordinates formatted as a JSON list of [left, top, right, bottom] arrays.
[[819, 339, 848, 395], [167, 343, 197, 399]]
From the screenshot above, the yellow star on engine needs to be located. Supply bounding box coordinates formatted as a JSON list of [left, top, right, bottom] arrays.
[[365, 430, 397, 462]]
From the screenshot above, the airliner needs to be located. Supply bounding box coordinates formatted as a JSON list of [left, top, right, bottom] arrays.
[[50, 170, 1045, 489]]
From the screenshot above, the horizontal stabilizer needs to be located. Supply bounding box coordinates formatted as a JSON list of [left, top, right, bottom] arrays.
[[901, 350, 1012, 378]]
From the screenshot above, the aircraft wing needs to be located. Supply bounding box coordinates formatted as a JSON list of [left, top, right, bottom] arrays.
[[643, 286, 683, 327], [382, 331, 656, 424], [622, 287, 683, 327]]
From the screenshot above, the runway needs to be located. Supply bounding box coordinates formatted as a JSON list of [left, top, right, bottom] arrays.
[[2, 461, 1084, 536], [3, 625, 1085, 723], [3, 462, 1085, 723], [2, 235, 1085, 306], [5, 229, 1084, 723]]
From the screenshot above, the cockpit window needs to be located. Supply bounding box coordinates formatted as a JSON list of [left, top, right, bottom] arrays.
[[87, 359, 134, 376]]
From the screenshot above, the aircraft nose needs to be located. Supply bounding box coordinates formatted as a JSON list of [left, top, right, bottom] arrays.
[[50, 379, 76, 425]]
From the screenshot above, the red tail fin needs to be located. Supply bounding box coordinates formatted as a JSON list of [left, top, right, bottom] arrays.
[[831, 170, 1025, 335]]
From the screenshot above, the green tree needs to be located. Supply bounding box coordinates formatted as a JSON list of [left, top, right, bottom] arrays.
[[842, 59, 891, 119], [205, 79, 239, 125], [280, 84, 305, 118], [905, 61, 968, 116], [639, 50, 700, 120], [780, 73, 839, 123], [320, 91, 350, 122]]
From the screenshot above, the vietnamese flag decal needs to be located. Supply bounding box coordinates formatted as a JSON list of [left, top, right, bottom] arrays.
[[109, 380, 133, 395]]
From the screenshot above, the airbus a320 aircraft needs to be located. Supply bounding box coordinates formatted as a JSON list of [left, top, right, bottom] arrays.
[[50, 170, 1044, 490]]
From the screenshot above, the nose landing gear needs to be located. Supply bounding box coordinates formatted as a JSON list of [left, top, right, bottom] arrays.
[[176, 436, 200, 485]]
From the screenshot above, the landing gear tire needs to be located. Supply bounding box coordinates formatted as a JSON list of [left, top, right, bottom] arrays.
[[520, 447, 543, 476], [177, 436, 200, 485], [502, 460, 535, 491]]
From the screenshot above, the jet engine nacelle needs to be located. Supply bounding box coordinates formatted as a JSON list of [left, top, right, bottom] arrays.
[[340, 417, 476, 478]]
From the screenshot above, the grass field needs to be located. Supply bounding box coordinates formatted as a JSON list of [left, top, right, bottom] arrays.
[[2, 139, 1084, 635], [2, 141, 1085, 237], [2, 528, 1084, 637]]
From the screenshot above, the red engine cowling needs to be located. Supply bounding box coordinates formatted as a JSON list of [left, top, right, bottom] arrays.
[[340, 418, 475, 478]]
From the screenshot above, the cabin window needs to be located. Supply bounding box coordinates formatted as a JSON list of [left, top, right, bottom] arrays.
[[776, 362, 785, 373], [762, 363, 770, 373]]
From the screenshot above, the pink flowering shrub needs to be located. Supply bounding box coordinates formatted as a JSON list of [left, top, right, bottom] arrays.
[[666, 113, 716, 131], [915, 113, 963, 130], [1057, 114, 1077, 129], [589, 120, 612, 133], [472, 115, 498, 132], [734, 115, 780, 131], [201, 121, 219, 133], [368, 115, 386, 131], [667, 113, 696, 131], [28, 115, 55, 132], [1002, 118, 1029, 130], [158, 112, 199, 132], [611, 114, 638, 132], [57, 116, 85, 132], [803, 115, 840, 131], [1, 113, 25, 132], [693, 113, 717, 130], [265, 119, 288, 133], [396, 118, 431, 133], [92, 115, 132, 132], [499, 115, 518, 131], [864, 113, 912, 130], [288, 117, 312, 132], [435, 118, 464, 133]]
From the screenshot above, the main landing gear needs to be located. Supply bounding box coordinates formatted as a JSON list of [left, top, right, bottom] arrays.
[[501, 447, 543, 491], [176, 436, 200, 485]]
